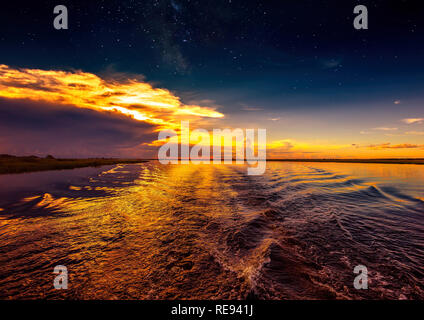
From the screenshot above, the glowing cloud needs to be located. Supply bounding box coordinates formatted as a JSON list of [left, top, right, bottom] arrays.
[[367, 143, 424, 149], [266, 139, 355, 158], [402, 118, 424, 124], [405, 131, 424, 135], [373, 127, 398, 131], [0, 64, 224, 131]]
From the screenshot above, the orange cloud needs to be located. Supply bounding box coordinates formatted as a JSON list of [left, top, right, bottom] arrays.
[[0, 64, 224, 131], [367, 143, 424, 149], [405, 131, 424, 135], [373, 127, 398, 131], [402, 118, 424, 124], [266, 139, 357, 158]]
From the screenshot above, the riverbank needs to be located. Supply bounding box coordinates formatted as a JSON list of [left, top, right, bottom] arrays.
[[0, 155, 148, 174]]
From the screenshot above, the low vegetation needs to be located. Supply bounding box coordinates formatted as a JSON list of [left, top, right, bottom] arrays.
[[0, 154, 148, 174]]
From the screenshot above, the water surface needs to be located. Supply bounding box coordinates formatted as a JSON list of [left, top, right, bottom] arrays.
[[0, 161, 423, 299]]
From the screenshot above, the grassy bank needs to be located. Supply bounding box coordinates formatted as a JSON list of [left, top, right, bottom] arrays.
[[0, 155, 148, 174]]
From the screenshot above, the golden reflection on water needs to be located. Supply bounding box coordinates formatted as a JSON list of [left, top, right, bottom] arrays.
[[267, 161, 424, 181], [267, 162, 424, 197], [0, 162, 423, 299]]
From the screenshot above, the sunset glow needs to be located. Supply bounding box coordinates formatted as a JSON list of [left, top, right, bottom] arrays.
[[0, 64, 224, 131], [0, 63, 423, 159]]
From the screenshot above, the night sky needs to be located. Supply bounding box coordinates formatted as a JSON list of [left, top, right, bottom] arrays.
[[0, 0, 423, 158]]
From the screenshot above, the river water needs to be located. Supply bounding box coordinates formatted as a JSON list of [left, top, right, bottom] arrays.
[[0, 161, 423, 299]]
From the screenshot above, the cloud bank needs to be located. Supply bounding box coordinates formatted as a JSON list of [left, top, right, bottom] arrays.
[[0, 65, 224, 157], [0, 64, 223, 131]]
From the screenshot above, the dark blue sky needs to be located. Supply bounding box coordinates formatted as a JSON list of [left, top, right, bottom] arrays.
[[1, 1, 423, 102]]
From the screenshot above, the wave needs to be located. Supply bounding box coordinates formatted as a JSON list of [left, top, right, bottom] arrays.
[[0, 161, 423, 299]]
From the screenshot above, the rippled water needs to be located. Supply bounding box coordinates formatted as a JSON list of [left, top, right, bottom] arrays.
[[0, 161, 423, 299]]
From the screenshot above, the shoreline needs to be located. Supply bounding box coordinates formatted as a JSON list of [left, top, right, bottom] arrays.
[[1, 156, 423, 175], [0, 155, 148, 175]]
